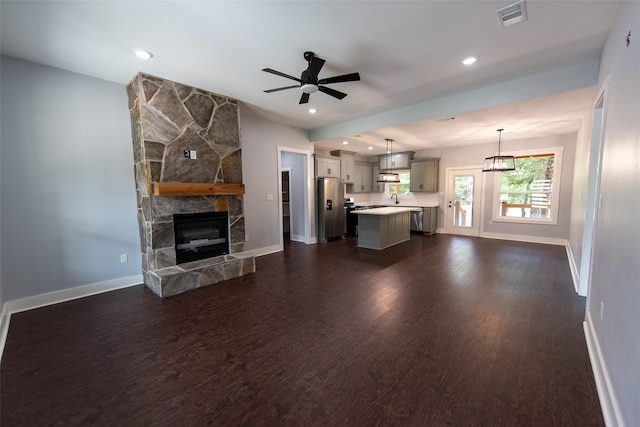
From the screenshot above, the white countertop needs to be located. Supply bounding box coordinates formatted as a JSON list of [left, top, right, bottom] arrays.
[[353, 206, 422, 215], [355, 202, 439, 208]]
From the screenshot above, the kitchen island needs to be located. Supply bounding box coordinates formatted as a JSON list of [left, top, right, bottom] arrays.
[[353, 207, 421, 250]]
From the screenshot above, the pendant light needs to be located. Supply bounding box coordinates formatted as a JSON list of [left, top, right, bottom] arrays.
[[482, 129, 515, 172], [377, 138, 401, 183]]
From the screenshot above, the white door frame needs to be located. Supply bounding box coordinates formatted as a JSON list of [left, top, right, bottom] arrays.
[[444, 166, 484, 237], [277, 146, 314, 251], [580, 77, 610, 297]]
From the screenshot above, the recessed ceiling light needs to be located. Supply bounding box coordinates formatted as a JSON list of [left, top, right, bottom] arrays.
[[368, 146, 373, 150], [462, 56, 477, 65], [133, 49, 154, 60], [342, 140, 349, 145], [308, 108, 317, 114]]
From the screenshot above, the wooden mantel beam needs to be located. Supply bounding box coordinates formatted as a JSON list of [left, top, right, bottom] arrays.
[[152, 182, 245, 196]]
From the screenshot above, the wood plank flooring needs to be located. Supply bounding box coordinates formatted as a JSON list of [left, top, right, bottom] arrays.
[[1, 235, 603, 426]]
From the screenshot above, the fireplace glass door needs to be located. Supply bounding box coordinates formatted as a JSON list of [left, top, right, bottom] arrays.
[[174, 211, 229, 264]]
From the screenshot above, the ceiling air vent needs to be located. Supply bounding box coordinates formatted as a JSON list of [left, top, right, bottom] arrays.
[[497, 0, 527, 28]]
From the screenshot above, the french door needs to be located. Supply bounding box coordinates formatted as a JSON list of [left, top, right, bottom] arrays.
[[445, 168, 482, 236]]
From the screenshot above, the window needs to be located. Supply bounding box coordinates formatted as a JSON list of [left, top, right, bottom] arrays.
[[388, 171, 411, 196], [492, 147, 563, 224]]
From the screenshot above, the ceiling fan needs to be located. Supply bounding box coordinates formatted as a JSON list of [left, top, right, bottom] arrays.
[[262, 51, 361, 104]]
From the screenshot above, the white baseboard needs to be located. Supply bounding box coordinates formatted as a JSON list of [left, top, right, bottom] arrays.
[[565, 243, 581, 294], [0, 274, 142, 362], [290, 234, 305, 243], [0, 302, 11, 363], [584, 310, 625, 427], [480, 231, 567, 246], [244, 244, 282, 257]]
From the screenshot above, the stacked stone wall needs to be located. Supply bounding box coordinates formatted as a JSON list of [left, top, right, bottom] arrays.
[[127, 73, 253, 297]]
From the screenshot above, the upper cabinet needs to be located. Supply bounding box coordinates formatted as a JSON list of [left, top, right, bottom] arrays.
[[353, 162, 373, 193], [330, 150, 356, 183], [379, 151, 414, 170], [410, 158, 439, 192], [371, 165, 385, 193], [315, 154, 341, 178]]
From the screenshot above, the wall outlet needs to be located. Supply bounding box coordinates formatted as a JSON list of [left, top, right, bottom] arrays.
[[120, 254, 128, 263], [245, 235, 249, 241], [266, 194, 274, 201]]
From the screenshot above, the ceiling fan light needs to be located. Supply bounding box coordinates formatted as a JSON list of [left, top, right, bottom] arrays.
[[301, 83, 319, 94]]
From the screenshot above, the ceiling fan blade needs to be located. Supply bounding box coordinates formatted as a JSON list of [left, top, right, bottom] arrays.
[[307, 56, 326, 78], [262, 68, 301, 83], [318, 72, 361, 85], [299, 93, 310, 104], [264, 85, 300, 93], [318, 86, 347, 100]]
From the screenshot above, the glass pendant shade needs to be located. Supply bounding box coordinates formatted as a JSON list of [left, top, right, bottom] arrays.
[[482, 155, 516, 171], [377, 171, 401, 183], [377, 138, 401, 182], [482, 129, 515, 172]]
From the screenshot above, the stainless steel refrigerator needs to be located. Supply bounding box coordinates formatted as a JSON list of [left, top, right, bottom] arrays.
[[317, 177, 345, 242]]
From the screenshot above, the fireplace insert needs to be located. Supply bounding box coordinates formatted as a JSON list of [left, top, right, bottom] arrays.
[[173, 211, 229, 264]]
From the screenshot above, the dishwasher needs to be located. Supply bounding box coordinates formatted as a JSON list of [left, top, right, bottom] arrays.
[[410, 207, 437, 235]]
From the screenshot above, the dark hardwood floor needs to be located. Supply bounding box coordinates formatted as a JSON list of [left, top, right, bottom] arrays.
[[1, 235, 603, 426]]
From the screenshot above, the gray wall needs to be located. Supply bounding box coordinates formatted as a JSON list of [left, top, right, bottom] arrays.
[[586, 2, 640, 425], [416, 133, 578, 241], [0, 56, 141, 301], [239, 105, 314, 252]]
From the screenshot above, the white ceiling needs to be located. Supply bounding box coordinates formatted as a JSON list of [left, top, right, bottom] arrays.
[[0, 1, 620, 155]]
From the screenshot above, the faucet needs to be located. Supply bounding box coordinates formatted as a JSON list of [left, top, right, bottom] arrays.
[[391, 193, 399, 204]]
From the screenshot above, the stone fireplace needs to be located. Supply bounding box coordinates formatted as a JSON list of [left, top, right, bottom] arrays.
[[127, 73, 255, 297]]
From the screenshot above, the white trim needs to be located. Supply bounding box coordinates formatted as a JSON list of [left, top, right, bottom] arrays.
[[277, 146, 314, 250], [0, 303, 11, 362], [245, 244, 282, 257], [479, 231, 567, 246], [0, 274, 142, 361], [444, 166, 483, 237], [584, 310, 626, 427], [290, 234, 305, 243], [490, 146, 564, 225], [565, 242, 580, 294], [581, 76, 611, 299], [6, 275, 143, 315]]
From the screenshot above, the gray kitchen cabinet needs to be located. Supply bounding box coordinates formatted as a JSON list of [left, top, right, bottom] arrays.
[[379, 151, 414, 170], [371, 165, 385, 193], [410, 158, 439, 192], [330, 150, 356, 183], [353, 162, 373, 193], [315, 154, 341, 178]]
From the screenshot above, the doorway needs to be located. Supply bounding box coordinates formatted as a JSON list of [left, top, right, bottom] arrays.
[[580, 80, 609, 297], [281, 169, 291, 240], [277, 147, 313, 251], [445, 168, 482, 237]]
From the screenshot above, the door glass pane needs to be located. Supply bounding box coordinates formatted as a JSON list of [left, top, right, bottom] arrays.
[[453, 175, 474, 227]]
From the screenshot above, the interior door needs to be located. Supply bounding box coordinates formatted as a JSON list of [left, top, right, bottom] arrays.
[[445, 168, 482, 236]]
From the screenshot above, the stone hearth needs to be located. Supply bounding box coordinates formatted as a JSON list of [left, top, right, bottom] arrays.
[[127, 73, 255, 297]]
